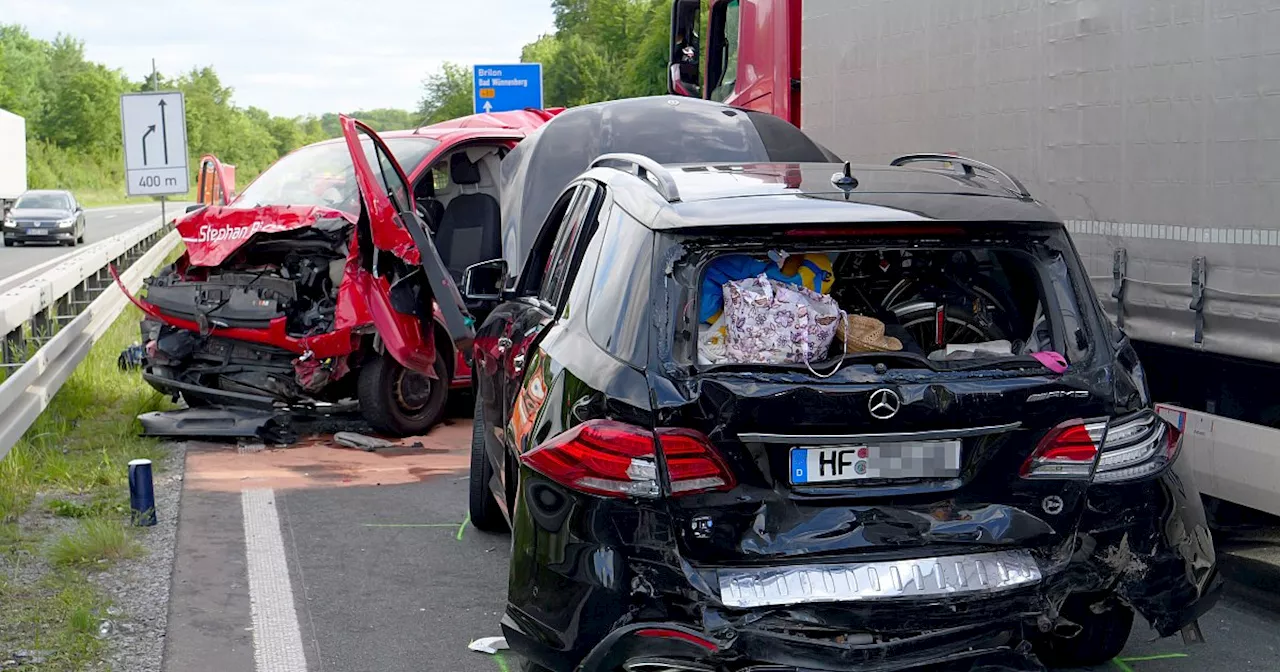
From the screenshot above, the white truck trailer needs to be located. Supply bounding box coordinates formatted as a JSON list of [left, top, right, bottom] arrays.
[[0, 109, 27, 216], [670, 0, 1280, 518]]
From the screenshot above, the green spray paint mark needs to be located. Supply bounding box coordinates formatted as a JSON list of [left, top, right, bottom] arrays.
[[494, 654, 510, 672], [361, 523, 459, 528], [457, 513, 471, 541], [1111, 659, 1137, 672], [1119, 654, 1190, 663]]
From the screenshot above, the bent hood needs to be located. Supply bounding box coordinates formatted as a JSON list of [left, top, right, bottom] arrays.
[[178, 204, 356, 267]]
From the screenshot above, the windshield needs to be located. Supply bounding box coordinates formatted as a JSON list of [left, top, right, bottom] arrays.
[[231, 137, 438, 213], [15, 193, 71, 210]]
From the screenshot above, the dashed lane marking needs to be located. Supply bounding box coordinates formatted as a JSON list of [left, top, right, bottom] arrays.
[[243, 488, 308, 672], [105, 214, 117, 219]]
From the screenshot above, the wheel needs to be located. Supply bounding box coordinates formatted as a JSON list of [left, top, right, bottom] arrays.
[[1033, 593, 1134, 668], [77, 230, 85, 243], [469, 394, 509, 532], [3, 240, 11, 247], [892, 302, 1007, 350], [357, 353, 448, 436]]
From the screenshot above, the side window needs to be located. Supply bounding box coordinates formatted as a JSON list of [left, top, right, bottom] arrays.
[[357, 126, 411, 216], [586, 203, 653, 364], [538, 183, 599, 306], [709, 0, 742, 102]]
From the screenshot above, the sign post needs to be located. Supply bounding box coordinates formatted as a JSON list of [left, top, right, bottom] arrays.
[[472, 63, 544, 115], [120, 91, 189, 204]]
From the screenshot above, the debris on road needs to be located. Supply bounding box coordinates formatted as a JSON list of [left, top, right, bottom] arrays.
[[334, 431, 393, 452], [467, 636, 508, 654], [116, 343, 145, 370], [138, 407, 296, 445]]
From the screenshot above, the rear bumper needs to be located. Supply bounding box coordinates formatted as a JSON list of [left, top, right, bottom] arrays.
[[506, 609, 1038, 672]]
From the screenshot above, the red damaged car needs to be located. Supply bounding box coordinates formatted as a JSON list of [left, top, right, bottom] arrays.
[[121, 110, 557, 436]]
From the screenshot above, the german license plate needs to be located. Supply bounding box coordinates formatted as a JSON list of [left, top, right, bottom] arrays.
[[789, 440, 962, 484], [25, 229, 47, 236]]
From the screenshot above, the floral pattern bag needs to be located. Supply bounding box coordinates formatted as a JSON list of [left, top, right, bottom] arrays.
[[722, 274, 842, 364]]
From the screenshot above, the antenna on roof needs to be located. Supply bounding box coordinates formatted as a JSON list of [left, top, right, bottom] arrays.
[[831, 161, 859, 198]]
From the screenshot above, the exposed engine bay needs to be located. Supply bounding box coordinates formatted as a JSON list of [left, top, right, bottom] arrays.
[[144, 221, 350, 337]]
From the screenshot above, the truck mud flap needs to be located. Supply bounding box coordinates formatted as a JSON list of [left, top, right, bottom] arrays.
[[138, 407, 296, 444]]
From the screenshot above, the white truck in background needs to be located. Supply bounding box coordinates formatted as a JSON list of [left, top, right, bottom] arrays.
[[669, 0, 1280, 520], [0, 109, 27, 217]]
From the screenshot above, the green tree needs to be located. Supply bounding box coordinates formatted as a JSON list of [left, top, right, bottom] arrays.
[[417, 62, 473, 123]]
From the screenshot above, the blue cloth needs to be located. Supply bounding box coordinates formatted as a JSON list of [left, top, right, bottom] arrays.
[[700, 255, 824, 323]]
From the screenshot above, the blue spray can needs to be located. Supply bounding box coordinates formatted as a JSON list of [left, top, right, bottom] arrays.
[[128, 459, 157, 527]]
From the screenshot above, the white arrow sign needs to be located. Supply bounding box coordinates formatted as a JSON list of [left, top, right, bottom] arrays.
[[482, 101, 493, 113], [120, 91, 189, 196]]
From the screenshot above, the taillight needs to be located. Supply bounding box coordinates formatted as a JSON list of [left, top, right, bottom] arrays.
[[1020, 411, 1180, 482], [1020, 419, 1106, 479], [521, 420, 736, 499], [1094, 411, 1179, 483]]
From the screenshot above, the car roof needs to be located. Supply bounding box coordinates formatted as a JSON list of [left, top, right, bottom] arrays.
[[589, 161, 1063, 230], [310, 109, 558, 147], [21, 189, 71, 196]]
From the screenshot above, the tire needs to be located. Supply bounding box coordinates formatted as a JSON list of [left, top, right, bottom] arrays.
[[3, 240, 11, 247], [357, 353, 449, 437], [77, 230, 85, 243], [1033, 593, 1134, 668], [469, 394, 509, 533], [893, 303, 1007, 350]]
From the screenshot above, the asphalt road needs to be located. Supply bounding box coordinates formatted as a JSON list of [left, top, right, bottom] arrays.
[[161, 416, 1280, 672], [0, 201, 183, 290]]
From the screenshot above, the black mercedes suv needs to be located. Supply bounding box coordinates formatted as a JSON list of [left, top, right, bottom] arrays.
[[461, 101, 1219, 672]]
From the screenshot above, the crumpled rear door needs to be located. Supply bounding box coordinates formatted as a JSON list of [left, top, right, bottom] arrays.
[[339, 115, 475, 369]]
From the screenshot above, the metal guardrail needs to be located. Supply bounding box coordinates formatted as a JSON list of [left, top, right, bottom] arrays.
[[0, 214, 183, 460]]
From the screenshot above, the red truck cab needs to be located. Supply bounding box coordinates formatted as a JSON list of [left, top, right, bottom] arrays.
[[668, 0, 801, 126]]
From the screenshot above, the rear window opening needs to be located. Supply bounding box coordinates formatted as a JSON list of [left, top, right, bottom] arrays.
[[671, 230, 1091, 374]]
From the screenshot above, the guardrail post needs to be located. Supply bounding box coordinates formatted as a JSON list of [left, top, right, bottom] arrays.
[[31, 307, 52, 345], [3, 329, 24, 366]]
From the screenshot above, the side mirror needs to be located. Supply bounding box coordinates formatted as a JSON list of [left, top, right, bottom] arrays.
[[185, 204, 205, 214], [668, 0, 703, 98], [461, 259, 507, 302]]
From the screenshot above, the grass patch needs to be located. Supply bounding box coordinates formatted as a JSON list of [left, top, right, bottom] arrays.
[[1, 303, 174, 667], [48, 520, 142, 568], [0, 571, 109, 669]]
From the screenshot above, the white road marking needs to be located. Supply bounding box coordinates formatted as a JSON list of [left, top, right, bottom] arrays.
[[242, 489, 308, 672], [105, 215, 117, 219]]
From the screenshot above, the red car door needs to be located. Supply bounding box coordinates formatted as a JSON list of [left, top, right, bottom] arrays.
[[339, 115, 475, 372]]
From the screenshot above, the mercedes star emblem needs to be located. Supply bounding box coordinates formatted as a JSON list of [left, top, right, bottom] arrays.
[[868, 388, 901, 420]]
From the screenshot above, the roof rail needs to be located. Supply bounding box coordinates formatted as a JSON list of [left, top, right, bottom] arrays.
[[590, 153, 681, 203], [890, 154, 1032, 200]]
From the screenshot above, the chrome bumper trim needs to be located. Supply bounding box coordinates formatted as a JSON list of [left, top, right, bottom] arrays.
[[717, 550, 1042, 608]]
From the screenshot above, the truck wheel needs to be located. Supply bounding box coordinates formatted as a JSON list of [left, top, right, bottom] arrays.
[[357, 353, 448, 437], [469, 394, 509, 533], [3, 240, 12, 247], [1033, 593, 1133, 668]]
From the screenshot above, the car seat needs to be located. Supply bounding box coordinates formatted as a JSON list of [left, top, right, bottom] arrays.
[[435, 153, 501, 284]]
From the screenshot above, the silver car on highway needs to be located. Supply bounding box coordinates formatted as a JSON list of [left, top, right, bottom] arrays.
[[2, 189, 87, 247]]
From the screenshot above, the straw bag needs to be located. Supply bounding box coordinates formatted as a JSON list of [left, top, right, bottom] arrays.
[[836, 314, 903, 353]]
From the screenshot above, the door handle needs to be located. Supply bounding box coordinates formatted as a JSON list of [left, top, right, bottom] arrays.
[[513, 354, 526, 374]]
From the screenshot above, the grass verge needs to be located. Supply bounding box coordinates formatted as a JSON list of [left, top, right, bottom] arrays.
[[0, 303, 173, 669]]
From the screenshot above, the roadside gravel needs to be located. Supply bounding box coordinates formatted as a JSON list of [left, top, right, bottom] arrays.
[[91, 444, 186, 672]]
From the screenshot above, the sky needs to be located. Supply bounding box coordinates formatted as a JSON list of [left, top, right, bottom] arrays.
[[0, 0, 556, 118]]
